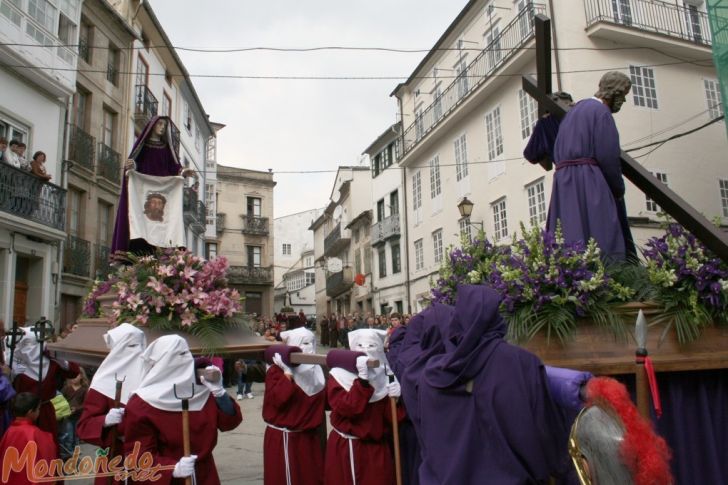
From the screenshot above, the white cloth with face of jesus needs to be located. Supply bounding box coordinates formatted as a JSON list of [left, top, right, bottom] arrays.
[[127, 170, 185, 248]]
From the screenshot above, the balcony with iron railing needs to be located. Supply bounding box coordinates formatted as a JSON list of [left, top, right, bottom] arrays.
[[216, 213, 225, 235], [67, 123, 96, 172], [401, 3, 545, 156], [134, 84, 158, 128], [97, 143, 121, 185], [78, 37, 90, 63], [95, 244, 112, 280], [0, 163, 66, 231], [585, 0, 712, 52], [371, 215, 401, 246], [227, 265, 274, 285], [183, 187, 206, 234], [107, 62, 118, 85], [63, 235, 91, 278], [242, 215, 269, 236], [326, 267, 354, 298], [324, 222, 352, 256]]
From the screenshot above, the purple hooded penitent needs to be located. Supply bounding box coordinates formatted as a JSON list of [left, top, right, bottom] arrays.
[[111, 116, 182, 254], [547, 98, 635, 261], [416, 285, 571, 484]]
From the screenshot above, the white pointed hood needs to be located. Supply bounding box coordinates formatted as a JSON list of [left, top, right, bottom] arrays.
[[90, 323, 147, 404], [133, 335, 210, 411], [12, 327, 48, 380], [330, 329, 389, 402], [280, 327, 325, 396]]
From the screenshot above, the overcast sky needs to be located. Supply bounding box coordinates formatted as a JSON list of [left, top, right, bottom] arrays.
[[150, 0, 468, 218]]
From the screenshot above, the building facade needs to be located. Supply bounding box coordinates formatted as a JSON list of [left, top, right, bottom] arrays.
[[273, 207, 324, 312], [310, 166, 372, 320], [276, 249, 316, 316], [364, 123, 408, 315], [204, 121, 224, 259], [0, 0, 82, 328], [392, 0, 724, 311], [60, 0, 137, 329], [216, 165, 276, 317]]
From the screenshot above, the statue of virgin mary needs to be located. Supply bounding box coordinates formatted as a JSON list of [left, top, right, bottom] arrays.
[[111, 116, 192, 255]]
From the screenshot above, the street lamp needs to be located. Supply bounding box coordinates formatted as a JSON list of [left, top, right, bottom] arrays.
[[457, 197, 484, 229]]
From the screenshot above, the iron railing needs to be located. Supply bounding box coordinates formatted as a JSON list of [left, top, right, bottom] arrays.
[[585, 0, 712, 46], [97, 143, 121, 184], [401, 3, 545, 155], [183, 187, 206, 233], [107, 63, 118, 85], [134, 84, 158, 126], [227, 265, 274, 285], [67, 124, 95, 172], [326, 267, 354, 297], [95, 244, 112, 279], [0, 163, 66, 231], [242, 215, 269, 235], [216, 213, 225, 235], [78, 37, 89, 63], [371, 215, 401, 246], [63, 235, 91, 278]]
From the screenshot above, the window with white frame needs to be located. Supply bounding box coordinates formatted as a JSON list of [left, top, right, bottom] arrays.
[[414, 239, 424, 271], [455, 56, 469, 99], [184, 102, 192, 132], [412, 170, 423, 225], [704, 79, 724, 120], [454, 134, 469, 181], [518, 89, 538, 139], [629, 65, 659, 109], [0, 115, 29, 144], [526, 179, 547, 226], [432, 229, 443, 264], [491, 198, 508, 241], [306, 272, 315, 286], [720, 180, 728, 217], [645, 172, 668, 212], [484, 25, 501, 70], [378, 246, 387, 278], [1, 0, 22, 26], [684, 1, 704, 42], [516, 0, 534, 37], [433, 83, 443, 121], [429, 155, 442, 213], [459, 217, 472, 242], [486, 106, 505, 179], [195, 127, 201, 151], [415, 104, 424, 141], [27, 0, 56, 32], [282, 243, 292, 256]]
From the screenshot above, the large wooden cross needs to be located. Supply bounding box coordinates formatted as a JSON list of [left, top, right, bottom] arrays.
[[522, 15, 728, 261]]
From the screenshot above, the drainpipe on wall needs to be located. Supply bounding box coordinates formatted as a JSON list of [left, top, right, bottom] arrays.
[[395, 95, 413, 313]]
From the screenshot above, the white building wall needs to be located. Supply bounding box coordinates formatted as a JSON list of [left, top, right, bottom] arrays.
[[274, 208, 324, 287], [397, 0, 725, 310]]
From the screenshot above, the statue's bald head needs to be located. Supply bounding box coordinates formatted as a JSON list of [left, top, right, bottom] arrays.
[[595, 71, 632, 113]]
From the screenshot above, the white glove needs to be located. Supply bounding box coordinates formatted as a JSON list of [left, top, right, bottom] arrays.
[[387, 380, 401, 398], [172, 455, 197, 478], [202, 365, 226, 398], [103, 408, 124, 427], [272, 353, 292, 375], [55, 358, 70, 370], [355, 356, 369, 380]]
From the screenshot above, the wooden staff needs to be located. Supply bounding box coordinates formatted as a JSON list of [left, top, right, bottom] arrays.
[[288, 352, 379, 368], [108, 373, 126, 484], [386, 366, 403, 485], [174, 383, 195, 485], [32, 317, 54, 397]]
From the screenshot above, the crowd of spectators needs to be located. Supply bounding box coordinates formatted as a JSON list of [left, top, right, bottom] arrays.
[[319, 311, 411, 349], [0, 137, 52, 181]]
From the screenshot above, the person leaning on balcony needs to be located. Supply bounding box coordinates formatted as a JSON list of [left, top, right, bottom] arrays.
[[3, 139, 22, 168], [30, 151, 52, 181], [0, 137, 7, 163]]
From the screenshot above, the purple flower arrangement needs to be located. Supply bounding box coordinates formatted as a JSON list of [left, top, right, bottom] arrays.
[[83, 248, 243, 332], [432, 224, 633, 342], [643, 224, 728, 340]]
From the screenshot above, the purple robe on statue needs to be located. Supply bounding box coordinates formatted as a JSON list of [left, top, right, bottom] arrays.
[[523, 115, 560, 165], [111, 116, 182, 254], [547, 98, 635, 260], [416, 285, 571, 485]]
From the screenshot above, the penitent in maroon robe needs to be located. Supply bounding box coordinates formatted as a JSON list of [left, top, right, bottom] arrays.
[[0, 418, 57, 485], [13, 360, 80, 444], [76, 388, 125, 485], [262, 366, 325, 485], [325, 378, 405, 485], [123, 394, 242, 485]]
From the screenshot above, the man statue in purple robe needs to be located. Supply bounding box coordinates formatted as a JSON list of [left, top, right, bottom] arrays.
[[411, 285, 573, 484], [111, 116, 195, 256], [546, 71, 636, 261]]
